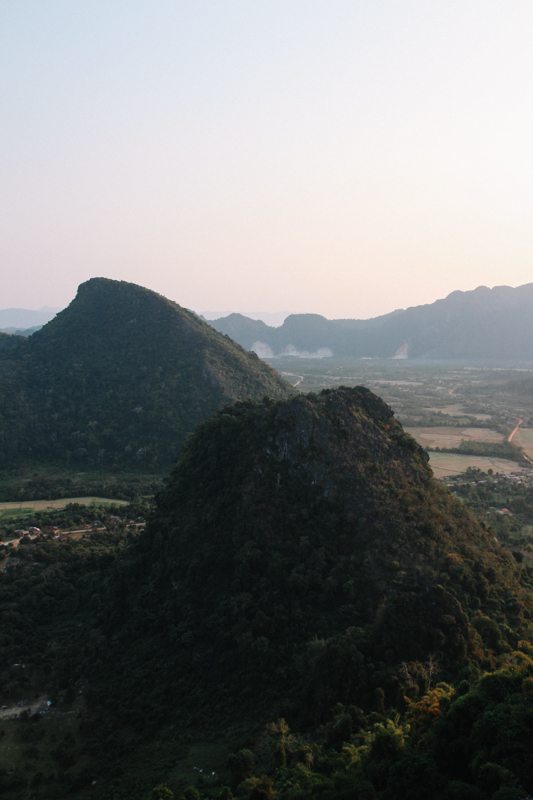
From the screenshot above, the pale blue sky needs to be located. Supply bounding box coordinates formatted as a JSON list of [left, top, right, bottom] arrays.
[[2, 1, 533, 317]]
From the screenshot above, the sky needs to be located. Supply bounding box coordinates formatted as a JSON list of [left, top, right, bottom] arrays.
[[1, 0, 533, 319]]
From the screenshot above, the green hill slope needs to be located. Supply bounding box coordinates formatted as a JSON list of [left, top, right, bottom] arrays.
[[0, 278, 292, 471], [102, 387, 529, 728], [0, 386, 530, 799]]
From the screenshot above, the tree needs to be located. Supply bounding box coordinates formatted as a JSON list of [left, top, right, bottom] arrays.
[[151, 784, 174, 800], [228, 749, 255, 786], [267, 718, 290, 768]]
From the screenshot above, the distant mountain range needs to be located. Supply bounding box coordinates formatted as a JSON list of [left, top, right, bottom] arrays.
[[0, 278, 292, 470], [0, 307, 58, 329], [201, 309, 290, 326], [0, 325, 41, 337], [210, 283, 533, 359]]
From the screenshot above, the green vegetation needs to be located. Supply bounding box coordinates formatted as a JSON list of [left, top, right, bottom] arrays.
[[0, 528, 132, 702], [0, 466, 163, 502], [434, 440, 523, 461], [448, 469, 533, 564], [0, 498, 148, 540], [81, 388, 530, 795], [0, 278, 292, 473], [0, 518, 146, 798], [0, 388, 530, 799], [130, 655, 533, 800]]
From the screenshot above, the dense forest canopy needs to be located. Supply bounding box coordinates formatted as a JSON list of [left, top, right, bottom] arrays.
[[0, 387, 531, 799], [0, 278, 292, 471], [74, 386, 531, 789]]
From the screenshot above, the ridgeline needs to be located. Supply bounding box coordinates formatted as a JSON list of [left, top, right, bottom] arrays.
[[211, 283, 533, 359], [0, 278, 292, 472]]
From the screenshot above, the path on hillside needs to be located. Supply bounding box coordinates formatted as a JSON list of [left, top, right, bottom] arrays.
[[507, 417, 524, 443]]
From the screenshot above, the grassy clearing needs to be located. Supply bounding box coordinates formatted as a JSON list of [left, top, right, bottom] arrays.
[[0, 497, 128, 515], [406, 426, 503, 449], [428, 451, 523, 478]]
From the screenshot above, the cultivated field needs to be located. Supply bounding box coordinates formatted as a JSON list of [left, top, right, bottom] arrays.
[[405, 426, 504, 449], [428, 452, 524, 478], [0, 496, 128, 515], [515, 428, 533, 459], [267, 357, 533, 479]]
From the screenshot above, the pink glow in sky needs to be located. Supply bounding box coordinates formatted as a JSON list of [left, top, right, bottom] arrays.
[[2, 1, 533, 318]]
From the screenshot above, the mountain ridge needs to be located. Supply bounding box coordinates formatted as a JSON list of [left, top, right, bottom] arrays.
[[210, 283, 533, 359]]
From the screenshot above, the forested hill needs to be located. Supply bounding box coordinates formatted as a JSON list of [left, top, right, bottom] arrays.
[[101, 387, 529, 730], [0, 386, 531, 798], [210, 283, 533, 359], [0, 278, 292, 470]]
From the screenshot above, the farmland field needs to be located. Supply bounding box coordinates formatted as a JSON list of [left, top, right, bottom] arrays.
[[0, 496, 128, 515], [405, 426, 504, 449], [515, 428, 533, 459], [267, 356, 533, 479], [424, 404, 492, 420], [428, 452, 524, 478]]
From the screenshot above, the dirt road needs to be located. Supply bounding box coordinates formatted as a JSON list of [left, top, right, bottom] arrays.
[[508, 417, 524, 443]]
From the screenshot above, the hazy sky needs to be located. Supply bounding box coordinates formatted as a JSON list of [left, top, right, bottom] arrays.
[[2, 1, 533, 318]]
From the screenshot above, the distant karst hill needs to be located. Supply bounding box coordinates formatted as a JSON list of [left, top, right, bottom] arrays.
[[210, 283, 533, 359], [100, 387, 529, 728], [0, 278, 292, 470]]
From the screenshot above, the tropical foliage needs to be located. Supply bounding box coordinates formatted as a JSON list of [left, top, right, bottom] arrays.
[[0, 388, 530, 799]]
